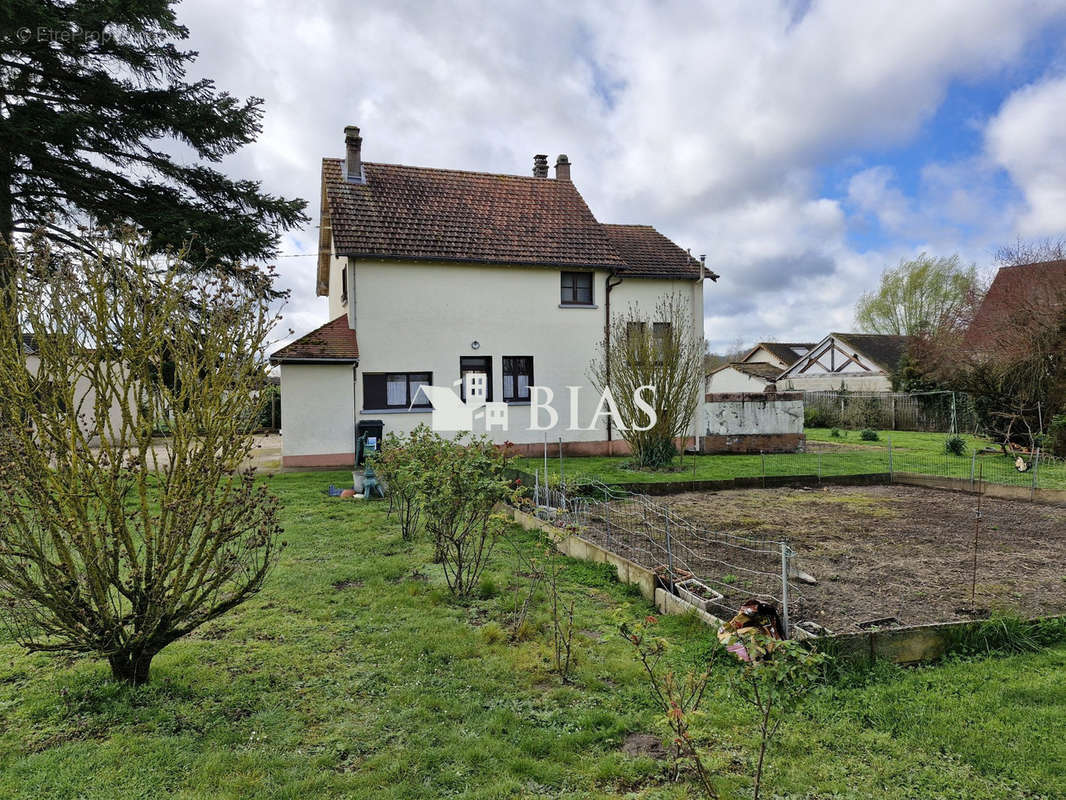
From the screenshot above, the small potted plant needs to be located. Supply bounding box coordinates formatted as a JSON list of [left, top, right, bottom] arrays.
[[676, 578, 724, 612]]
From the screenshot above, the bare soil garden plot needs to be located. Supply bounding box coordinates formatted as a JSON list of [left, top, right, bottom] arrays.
[[582, 485, 1066, 634]]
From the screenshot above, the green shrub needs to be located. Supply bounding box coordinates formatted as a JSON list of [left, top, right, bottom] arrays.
[[804, 405, 836, 428], [1049, 415, 1066, 458], [944, 435, 967, 456], [829, 427, 842, 438], [859, 428, 879, 442]]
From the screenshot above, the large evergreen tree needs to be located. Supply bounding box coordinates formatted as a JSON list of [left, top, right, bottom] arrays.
[[0, 1, 307, 293]]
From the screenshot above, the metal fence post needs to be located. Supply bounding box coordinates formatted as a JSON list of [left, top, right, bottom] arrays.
[[888, 436, 893, 481], [817, 451, 822, 482], [665, 514, 674, 592], [761, 450, 766, 486], [605, 498, 612, 551], [970, 449, 977, 491], [1032, 448, 1040, 498], [780, 542, 790, 639]]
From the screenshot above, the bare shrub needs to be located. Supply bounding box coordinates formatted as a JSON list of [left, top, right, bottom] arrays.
[[0, 234, 283, 684]]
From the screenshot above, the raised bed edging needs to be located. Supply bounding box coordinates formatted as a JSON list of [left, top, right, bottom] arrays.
[[611, 473, 891, 496], [506, 507, 1066, 665]]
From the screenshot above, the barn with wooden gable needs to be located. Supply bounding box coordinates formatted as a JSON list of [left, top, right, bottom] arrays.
[[777, 332, 911, 392]]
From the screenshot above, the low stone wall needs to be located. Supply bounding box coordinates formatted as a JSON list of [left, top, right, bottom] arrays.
[[703, 392, 804, 454]]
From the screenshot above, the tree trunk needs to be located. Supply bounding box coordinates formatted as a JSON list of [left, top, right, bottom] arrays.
[[108, 650, 155, 685]]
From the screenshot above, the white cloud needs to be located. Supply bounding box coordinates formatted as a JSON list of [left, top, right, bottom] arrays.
[[986, 74, 1066, 236], [171, 0, 1066, 352]]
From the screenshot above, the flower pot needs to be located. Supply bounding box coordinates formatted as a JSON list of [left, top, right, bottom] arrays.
[[675, 578, 724, 612]]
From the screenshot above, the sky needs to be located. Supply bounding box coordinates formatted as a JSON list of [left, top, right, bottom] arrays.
[[176, 0, 1066, 353]]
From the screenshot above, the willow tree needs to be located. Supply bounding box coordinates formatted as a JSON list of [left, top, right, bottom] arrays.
[[855, 254, 983, 336], [590, 293, 705, 469], [0, 234, 283, 684]]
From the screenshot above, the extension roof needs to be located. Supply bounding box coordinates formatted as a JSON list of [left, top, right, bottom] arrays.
[[316, 158, 715, 292], [270, 315, 359, 364]]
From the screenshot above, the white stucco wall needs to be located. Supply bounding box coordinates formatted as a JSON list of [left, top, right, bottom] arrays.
[[705, 367, 769, 394], [350, 259, 705, 445], [779, 374, 892, 392], [326, 239, 349, 321], [25, 354, 135, 444], [280, 363, 356, 463], [704, 395, 804, 436], [742, 345, 788, 370]]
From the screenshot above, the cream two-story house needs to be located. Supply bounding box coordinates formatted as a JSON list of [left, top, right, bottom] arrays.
[[270, 126, 716, 467]]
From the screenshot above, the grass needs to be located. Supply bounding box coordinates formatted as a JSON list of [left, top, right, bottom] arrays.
[[0, 471, 1065, 798], [516, 428, 1066, 490]]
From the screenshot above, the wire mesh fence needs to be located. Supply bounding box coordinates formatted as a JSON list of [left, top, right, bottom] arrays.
[[531, 479, 801, 636]]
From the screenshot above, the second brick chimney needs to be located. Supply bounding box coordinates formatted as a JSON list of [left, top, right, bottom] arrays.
[[554, 154, 571, 181], [344, 125, 363, 183], [532, 154, 549, 178]]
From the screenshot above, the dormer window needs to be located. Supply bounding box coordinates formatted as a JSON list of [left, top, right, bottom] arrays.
[[561, 271, 593, 305]]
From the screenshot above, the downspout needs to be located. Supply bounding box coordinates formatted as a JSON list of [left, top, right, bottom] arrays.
[[604, 271, 623, 445], [695, 255, 707, 454]]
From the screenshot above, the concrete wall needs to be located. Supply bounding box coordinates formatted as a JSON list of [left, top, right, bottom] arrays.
[[705, 366, 770, 394], [780, 373, 892, 392], [279, 363, 356, 466], [702, 392, 804, 452], [351, 259, 705, 445]]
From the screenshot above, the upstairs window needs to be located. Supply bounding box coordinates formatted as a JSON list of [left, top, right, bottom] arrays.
[[502, 357, 533, 402], [560, 271, 593, 305]]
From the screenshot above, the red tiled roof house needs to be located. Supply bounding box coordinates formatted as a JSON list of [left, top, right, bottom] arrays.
[[270, 127, 716, 467]]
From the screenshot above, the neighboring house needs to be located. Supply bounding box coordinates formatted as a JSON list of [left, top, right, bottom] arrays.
[[965, 259, 1066, 352], [738, 342, 815, 371], [270, 126, 718, 468], [705, 361, 782, 393], [777, 333, 911, 392], [21, 334, 134, 444]]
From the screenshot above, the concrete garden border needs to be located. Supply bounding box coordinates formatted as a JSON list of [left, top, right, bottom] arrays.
[[506, 505, 1065, 665]]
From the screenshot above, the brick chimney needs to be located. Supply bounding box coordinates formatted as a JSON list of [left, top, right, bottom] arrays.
[[344, 125, 363, 183], [554, 154, 571, 181], [532, 154, 549, 178]]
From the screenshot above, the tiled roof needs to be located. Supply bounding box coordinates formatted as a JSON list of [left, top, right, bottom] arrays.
[[742, 342, 815, 366], [323, 158, 623, 269], [730, 361, 783, 381], [319, 158, 713, 284], [966, 260, 1066, 348], [602, 224, 714, 280], [270, 315, 359, 363], [832, 333, 911, 370]]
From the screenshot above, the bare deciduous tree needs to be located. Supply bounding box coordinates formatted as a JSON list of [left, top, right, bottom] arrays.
[[994, 236, 1066, 267], [0, 233, 283, 684], [590, 293, 705, 469]]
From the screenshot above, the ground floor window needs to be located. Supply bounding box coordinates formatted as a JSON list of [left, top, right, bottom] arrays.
[[460, 356, 492, 402], [363, 372, 432, 409], [502, 356, 533, 402]]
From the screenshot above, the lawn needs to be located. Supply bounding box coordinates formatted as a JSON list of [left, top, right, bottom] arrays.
[[1, 471, 1065, 798], [516, 428, 1066, 490]]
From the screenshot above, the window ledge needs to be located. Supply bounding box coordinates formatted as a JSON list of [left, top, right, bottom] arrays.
[[360, 408, 432, 414], [505, 400, 531, 406], [559, 303, 598, 309]]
